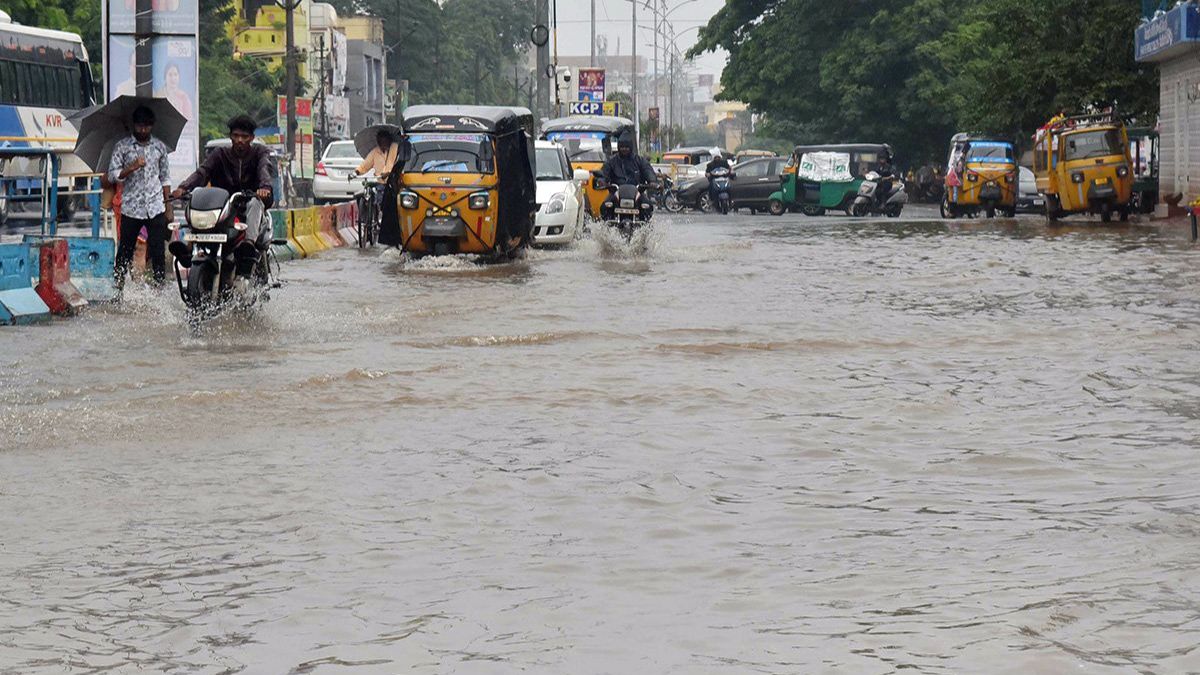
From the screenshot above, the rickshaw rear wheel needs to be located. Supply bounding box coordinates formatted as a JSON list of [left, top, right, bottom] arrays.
[[1119, 206, 1130, 222], [940, 199, 956, 219], [801, 205, 825, 217], [986, 207, 996, 219], [1045, 196, 1060, 224]]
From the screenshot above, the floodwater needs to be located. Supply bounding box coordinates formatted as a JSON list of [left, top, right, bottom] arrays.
[[3, 207, 1200, 674]]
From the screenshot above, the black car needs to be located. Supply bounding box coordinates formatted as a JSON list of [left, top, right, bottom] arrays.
[[672, 157, 789, 214]]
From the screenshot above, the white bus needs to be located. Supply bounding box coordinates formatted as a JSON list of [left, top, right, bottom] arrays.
[[0, 10, 97, 224]]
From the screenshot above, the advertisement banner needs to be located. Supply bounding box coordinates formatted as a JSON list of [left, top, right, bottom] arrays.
[[277, 96, 315, 179], [107, 0, 199, 35], [578, 68, 606, 102], [1135, 3, 1200, 62], [106, 35, 200, 185]]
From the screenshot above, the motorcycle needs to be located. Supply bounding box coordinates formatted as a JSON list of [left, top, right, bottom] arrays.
[[851, 171, 908, 218], [708, 166, 733, 214], [167, 187, 282, 327], [601, 181, 655, 240]]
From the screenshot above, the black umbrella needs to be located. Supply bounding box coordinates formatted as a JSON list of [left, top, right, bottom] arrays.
[[72, 96, 186, 173], [353, 124, 402, 159]]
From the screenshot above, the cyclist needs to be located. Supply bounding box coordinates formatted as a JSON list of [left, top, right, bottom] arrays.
[[351, 129, 401, 246]]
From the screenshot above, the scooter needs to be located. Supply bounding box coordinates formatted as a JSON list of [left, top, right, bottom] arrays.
[[851, 171, 908, 218], [708, 166, 733, 214], [167, 187, 282, 327]]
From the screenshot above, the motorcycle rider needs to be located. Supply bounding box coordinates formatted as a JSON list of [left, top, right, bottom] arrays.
[[704, 150, 732, 209], [873, 155, 897, 209], [171, 115, 273, 283], [599, 132, 658, 219]]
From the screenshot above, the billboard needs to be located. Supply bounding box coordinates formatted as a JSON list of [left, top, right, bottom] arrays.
[[103, 0, 200, 185], [277, 96, 315, 179], [1135, 3, 1200, 62], [578, 68, 605, 102], [106, 35, 199, 185]]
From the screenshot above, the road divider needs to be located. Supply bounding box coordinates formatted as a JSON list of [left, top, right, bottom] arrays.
[[33, 238, 87, 316], [0, 243, 51, 325]]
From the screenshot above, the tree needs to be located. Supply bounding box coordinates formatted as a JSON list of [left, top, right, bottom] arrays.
[[690, 0, 1157, 162], [197, 0, 282, 142]]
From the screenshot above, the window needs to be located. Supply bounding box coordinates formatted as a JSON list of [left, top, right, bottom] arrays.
[[737, 160, 769, 177], [535, 147, 569, 180], [1033, 139, 1047, 172], [0, 60, 14, 104], [1063, 129, 1122, 162]]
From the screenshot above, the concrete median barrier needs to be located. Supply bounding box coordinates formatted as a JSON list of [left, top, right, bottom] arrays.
[[33, 238, 87, 316], [269, 209, 295, 262], [336, 202, 359, 246], [0, 243, 51, 325], [318, 205, 343, 248]]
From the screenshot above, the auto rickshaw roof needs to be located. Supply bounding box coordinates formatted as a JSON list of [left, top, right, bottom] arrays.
[[793, 143, 892, 157], [542, 115, 634, 135], [950, 133, 1013, 146], [403, 105, 534, 135]]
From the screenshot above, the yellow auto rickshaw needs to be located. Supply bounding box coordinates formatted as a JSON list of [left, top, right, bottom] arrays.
[[1033, 111, 1134, 223], [395, 105, 537, 257], [941, 134, 1018, 219], [540, 115, 634, 219]]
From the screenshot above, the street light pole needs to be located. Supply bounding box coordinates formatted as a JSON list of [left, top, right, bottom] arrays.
[[632, 0, 638, 151]]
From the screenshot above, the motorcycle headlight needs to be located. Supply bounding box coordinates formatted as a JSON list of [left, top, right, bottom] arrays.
[[189, 208, 219, 230], [400, 191, 418, 209], [1072, 172, 1085, 184], [469, 191, 490, 210], [1116, 166, 1129, 178], [545, 193, 566, 215]]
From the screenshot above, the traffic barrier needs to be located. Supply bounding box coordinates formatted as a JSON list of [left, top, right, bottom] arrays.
[[285, 209, 308, 258], [33, 238, 87, 316], [0, 243, 51, 325], [318, 205, 343, 248], [292, 208, 323, 254], [336, 202, 359, 246], [306, 207, 330, 251], [63, 237, 117, 302], [269, 209, 295, 262]]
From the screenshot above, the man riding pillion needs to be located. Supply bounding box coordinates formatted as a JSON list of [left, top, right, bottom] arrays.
[[171, 115, 273, 284], [704, 150, 731, 209], [599, 133, 658, 219]]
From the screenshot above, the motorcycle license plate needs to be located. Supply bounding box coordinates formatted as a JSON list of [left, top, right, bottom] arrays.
[[184, 233, 227, 243], [1033, 199, 1045, 206], [614, 208, 639, 215]]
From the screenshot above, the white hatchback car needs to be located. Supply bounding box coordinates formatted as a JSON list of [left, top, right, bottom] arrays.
[[313, 140, 365, 204], [533, 141, 588, 245]]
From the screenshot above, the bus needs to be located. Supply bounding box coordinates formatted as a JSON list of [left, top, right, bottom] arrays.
[[0, 10, 96, 224]]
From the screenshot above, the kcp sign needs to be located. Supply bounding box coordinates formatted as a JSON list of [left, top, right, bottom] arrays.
[[569, 101, 603, 116]]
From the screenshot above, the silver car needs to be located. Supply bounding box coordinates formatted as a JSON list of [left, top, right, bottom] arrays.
[[1015, 166, 1045, 214], [313, 141, 364, 204]]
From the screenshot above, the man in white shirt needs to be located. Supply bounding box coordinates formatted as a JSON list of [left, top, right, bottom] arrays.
[[108, 105, 173, 289]]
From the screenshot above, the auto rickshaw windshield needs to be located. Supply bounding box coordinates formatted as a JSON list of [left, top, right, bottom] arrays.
[[1063, 129, 1123, 162], [544, 131, 608, 162], [967, 142, 1014, 163], [404, 133, 494, 173]]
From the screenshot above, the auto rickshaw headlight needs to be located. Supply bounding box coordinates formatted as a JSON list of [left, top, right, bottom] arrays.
[[1071, 172, 1085, 184], [426, 208, 433, 217], [400, 191, 418, 209], [469, 191, 490, 210], [1117, 166, 1130, 178], [967, 173, 978, 182]]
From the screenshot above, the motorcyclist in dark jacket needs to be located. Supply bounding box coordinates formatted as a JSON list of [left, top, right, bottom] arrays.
[[172, 115, 274, 280], [600, 133, 658, 219], [704, 151, 732, 207]]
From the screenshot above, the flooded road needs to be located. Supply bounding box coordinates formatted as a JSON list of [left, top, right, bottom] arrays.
[[3, 208, 1200, 673]]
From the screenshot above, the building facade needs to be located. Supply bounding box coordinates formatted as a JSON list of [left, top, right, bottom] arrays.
[[1135, 2, 1200, 210]]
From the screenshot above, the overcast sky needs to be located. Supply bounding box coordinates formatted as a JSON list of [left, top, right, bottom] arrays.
[[552, 0, 729, 78]]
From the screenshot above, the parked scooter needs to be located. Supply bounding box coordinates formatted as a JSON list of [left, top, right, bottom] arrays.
[[851, 171, 908, 218], [167, 187, 282, 327]]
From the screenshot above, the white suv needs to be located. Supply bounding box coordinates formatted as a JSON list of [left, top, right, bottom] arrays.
[[313, 141, 364, 204]]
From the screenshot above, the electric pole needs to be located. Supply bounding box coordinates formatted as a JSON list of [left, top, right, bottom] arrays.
[[590, 0, 596, 67]]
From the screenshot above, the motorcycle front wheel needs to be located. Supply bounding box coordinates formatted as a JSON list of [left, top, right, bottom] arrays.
[[664, 192, 684, 213]]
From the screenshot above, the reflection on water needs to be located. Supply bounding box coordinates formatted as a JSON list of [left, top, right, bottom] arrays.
[[2, 211, 1200, 673]]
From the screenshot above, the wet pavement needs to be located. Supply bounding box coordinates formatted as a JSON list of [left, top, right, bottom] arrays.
[[2, 205, 1200, 673]]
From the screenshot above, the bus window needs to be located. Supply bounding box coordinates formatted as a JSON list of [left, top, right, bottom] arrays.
[[0, 61, 11, 104]]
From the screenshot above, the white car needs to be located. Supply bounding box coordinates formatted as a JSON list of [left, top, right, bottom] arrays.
[[533, 140, 588, 245], [313, 140, 365, 204]]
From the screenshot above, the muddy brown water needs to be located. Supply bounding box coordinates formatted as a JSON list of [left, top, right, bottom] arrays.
[[2, 209, 1200, 673]]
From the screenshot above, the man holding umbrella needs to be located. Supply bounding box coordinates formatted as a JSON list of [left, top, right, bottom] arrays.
[[108, 105, 173, 289]]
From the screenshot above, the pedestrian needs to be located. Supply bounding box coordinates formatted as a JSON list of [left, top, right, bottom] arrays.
[[352, 129, 401, 246], [108, 105, 172, 292]]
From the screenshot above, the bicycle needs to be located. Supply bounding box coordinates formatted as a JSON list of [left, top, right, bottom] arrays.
[[353, 178, 385, 248]]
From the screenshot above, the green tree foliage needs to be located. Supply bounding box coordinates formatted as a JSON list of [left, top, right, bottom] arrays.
[[691, 0, 1157, 162], [197, 0, 282, 142], [325, 0, 532, 106]]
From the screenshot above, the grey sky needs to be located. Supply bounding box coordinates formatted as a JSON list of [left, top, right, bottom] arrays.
[[551, 0, 729, 79]]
